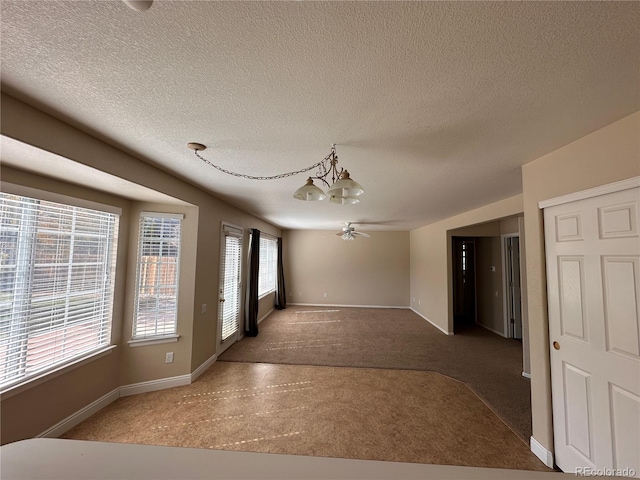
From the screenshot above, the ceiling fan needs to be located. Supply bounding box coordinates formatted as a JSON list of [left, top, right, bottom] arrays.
[[336, 223, 371, 241]]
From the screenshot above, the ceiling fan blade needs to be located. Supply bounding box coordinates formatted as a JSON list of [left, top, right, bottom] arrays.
[[353, 232, 371, 238]]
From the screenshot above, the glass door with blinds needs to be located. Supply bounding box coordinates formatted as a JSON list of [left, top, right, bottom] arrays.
[[218, 224, 243, 354]]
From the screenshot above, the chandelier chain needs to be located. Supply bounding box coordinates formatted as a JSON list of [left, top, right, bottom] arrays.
[[194, 150, 332, 181]]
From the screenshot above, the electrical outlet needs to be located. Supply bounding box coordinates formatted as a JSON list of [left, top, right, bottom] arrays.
[[201, 304, 207, 314], [495, 291, 499, 297], [165, 352, 174, 363], [413, 297, 416, 303], [323, 293, 327, 298], [418, 299, 421, 305], [489, 266, 496, 272]]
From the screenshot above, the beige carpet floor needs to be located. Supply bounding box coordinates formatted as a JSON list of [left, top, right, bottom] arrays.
[[219, 307, 532, 441], [62, 362, 547, 471]]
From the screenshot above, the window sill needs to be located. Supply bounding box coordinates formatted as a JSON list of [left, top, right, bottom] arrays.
[[258, 290, 276, 300], [0, 345, 117, 400], [128, 335, 180, 347]]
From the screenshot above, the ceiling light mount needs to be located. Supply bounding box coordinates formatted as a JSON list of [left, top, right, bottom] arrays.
[[187, 143, 207, 152], [188, 143, 364, 204], [122, 0, 154, 12]]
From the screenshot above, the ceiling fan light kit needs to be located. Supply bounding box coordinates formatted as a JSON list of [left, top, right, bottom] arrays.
[[188, 143, 364, 205], [337, 222, 371, 241]]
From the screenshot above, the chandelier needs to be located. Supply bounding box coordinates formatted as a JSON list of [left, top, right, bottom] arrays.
[[187, 143, 364, 204]]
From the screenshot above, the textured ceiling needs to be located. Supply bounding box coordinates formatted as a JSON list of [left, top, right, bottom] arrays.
[[1, 1, 638, 231], [1, 136, 191, 206]]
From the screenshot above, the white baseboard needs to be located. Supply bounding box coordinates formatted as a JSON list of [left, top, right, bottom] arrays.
[[191, 353, 217, 383], [409, 308, 452, 335], [477, 322, 508, 338], [258, 308, 275, 324], [37, 363, 219, 439], [522, 371, 532, 379], [119, 374, 191, 397], [530, 436, 554, 468], [289, 303, 410, 309], [37, 387, 120, 438]]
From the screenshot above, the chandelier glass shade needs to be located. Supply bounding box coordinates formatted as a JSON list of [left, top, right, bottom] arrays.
[[292, 178, 327, 201], [326, 171, 364, 197], [329, 195, 360, 205], [325, 170, 364, 204], [188, 143, 364, 205]]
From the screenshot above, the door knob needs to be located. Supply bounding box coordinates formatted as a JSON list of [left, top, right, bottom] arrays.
[[553, 341, 560, 350]]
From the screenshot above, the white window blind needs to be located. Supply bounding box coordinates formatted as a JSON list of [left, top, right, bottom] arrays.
[[133, 213, 182, 339], [258, 236, 277, 297], [220, 226, 242, 342], [0, 192, 118, 391]]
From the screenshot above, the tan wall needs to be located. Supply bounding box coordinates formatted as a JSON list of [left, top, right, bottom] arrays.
[[283, 230, 409, 307], [475, 237, 505, 335], [500, 216, 520, 235], [257, 293, 277, 322], [521, 111, 640, 453], [0, 352, 119, 445], [0, 94, 281, 443], [450, 220, 501, 237], [119, 202, 199, 386], [519, 217, 531, 376], [410, 194, 524, 333]]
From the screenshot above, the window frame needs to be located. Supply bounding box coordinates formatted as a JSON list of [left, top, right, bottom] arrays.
[[0, 185, 120, 394], [131, 212, 183, 344], [257, 234, 277, 298]]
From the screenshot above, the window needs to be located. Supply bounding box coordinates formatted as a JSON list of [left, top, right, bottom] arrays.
[[0, 192, 118, 391], [258, 236, 277, 297], [132, 213, 182, 339]]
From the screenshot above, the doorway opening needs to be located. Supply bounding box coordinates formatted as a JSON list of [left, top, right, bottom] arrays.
[[453, 237, 477, 333], [503, 235, 523, 340]]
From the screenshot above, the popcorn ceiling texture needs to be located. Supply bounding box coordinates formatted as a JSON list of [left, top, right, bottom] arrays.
[[1, 1, 638, 230]]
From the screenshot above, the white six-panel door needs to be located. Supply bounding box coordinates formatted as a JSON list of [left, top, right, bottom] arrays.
[[544, 183, 640, 476]]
